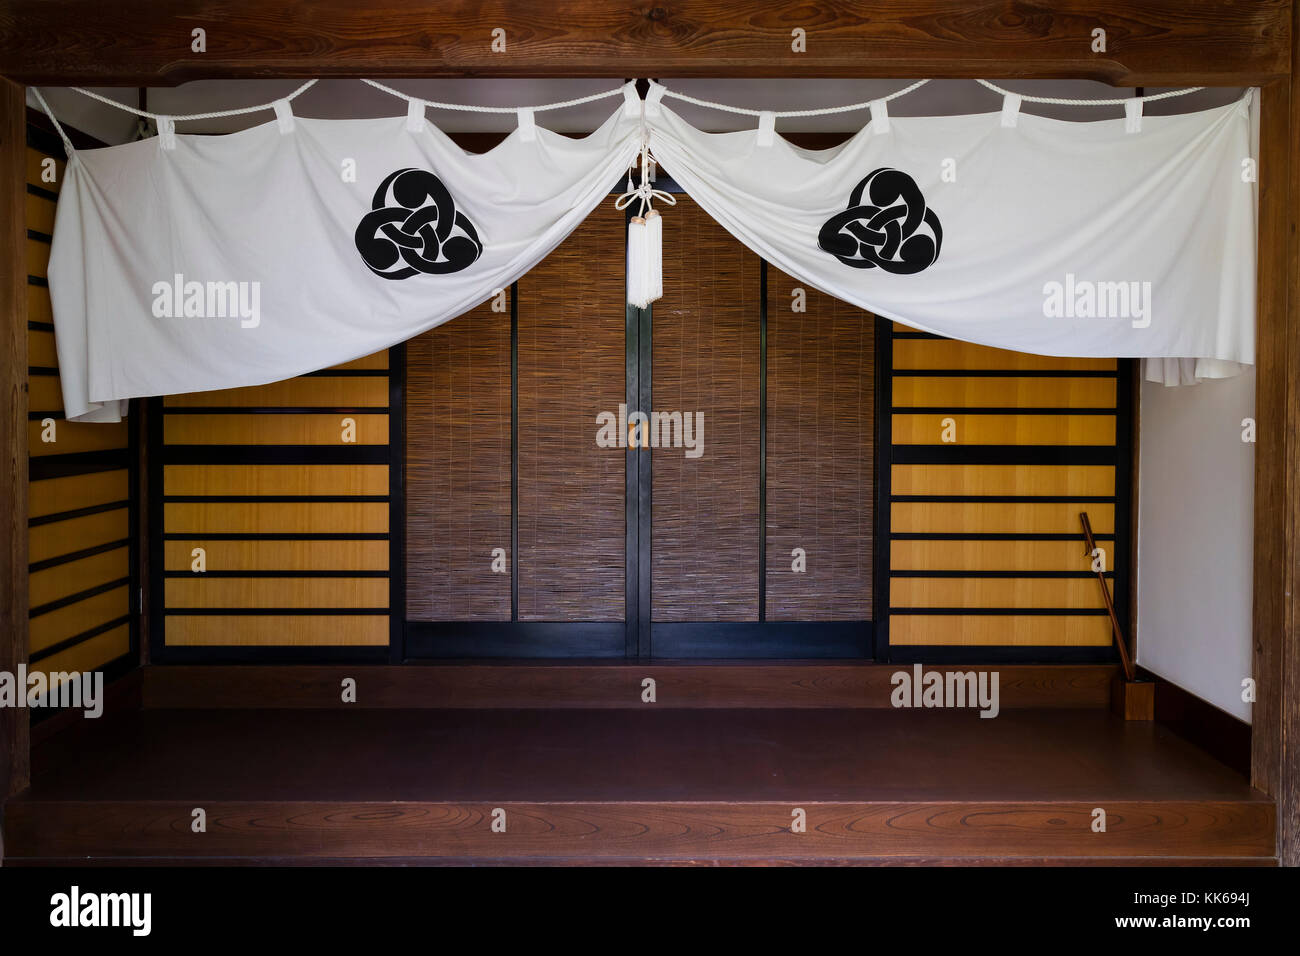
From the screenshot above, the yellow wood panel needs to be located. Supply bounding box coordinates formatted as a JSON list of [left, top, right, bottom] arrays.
[[29, 329, 58, 367], [28, 285, 52, 324], [28, 373, 63, 414], [26, 148, 64, 190], [165, 615, 388, 646], [889, 614, 1113, 646], [891, 539, 1106, 573], [163, 413, 388, 445], [165, 376, 388, 408], [893, 376, 1116, 409], [331, 352, 388, 371], [891, 464, 1115, 498], [164, 501, 388, 534], [36, 625, 131, 678], [891, 413, 1116, 445], [164, 464, 388, 497], [892, 338, 1116, 372], [26, 191, 56, 233], [892, 501, 1114, 535], [166, 577, 389, 609], [30, 546, 130, 609], [29, 418, 129, 456], [30, 586, 129, 655], [164, 539, 389, 572], [30, 509, 130, 564], [30, 469, 129, 518], [890, 577, 1108, 609], [27, 237, 49, 278]]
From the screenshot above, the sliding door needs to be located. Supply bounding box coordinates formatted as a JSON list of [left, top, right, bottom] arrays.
[[405, 200, 627, 657], [646, 197, 873, 658], [404, 190, 874, 659]]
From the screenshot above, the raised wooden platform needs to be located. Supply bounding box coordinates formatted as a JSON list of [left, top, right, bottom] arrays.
[[4, 705, 1274, 865]]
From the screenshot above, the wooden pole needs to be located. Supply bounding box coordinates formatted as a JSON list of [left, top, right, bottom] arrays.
[[1080, 511, 1134, 683]]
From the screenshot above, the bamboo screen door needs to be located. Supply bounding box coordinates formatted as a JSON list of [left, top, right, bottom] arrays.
[[404, 185, 875, 659]]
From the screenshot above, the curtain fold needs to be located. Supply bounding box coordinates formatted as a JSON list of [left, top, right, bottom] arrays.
[[48, 95, 643, 421], [645, 84, 1257, 382]]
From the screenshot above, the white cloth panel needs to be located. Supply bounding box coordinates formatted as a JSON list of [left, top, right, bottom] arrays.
[[646, 84, 1258, 377], [48, 96, 643, 421]]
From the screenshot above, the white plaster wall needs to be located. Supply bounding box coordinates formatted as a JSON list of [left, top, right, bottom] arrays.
[[1137, 370, 1255, 722]]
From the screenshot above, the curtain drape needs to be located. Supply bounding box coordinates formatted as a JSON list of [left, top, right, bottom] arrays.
[[48, 90, 643, 421], [644, 83, 1257, 384], [45, 81, 1259, 422]]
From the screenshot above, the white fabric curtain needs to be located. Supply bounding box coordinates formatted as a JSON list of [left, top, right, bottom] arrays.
[[644, 83, 1257, 383], [48, 88, 643, 421], [46, 80, 1259, 421]]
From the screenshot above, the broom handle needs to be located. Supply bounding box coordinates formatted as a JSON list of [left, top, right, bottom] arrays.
[[1080, 511, 1135, 682]]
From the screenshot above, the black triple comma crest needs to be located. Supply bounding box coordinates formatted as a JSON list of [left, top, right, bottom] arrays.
[[818, 168, 942, 275], [355, 168, 483, 279]]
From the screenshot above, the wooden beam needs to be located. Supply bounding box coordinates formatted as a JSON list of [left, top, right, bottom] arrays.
[[0, 0, 1289, 86], [0, 78, 28, 800]]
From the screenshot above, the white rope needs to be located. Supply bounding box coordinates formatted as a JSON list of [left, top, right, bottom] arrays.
[[38, 77, 1212, 144], [30, 87, 75, 155], [974, 79, 1204, 106], [614, 142, 676, 217], [361, 78, 626, 113], [65, 79, 319, 122], [658, 79, 932, 118]]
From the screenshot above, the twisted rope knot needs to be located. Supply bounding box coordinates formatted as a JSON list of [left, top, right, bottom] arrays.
[[614, 180, 676, 215]]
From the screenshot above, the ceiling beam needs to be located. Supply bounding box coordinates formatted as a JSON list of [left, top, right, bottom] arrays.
[[0, 1, 1289, 87]]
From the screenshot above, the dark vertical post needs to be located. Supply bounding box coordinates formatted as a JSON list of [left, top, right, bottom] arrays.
[[871, 317, 893, 661], [387, 341, 407, 663], [758, 261, 768, 622], [510, 282, 519, 622], [624, 207, 640, 659], [1, 79, 30, 798], [637, 298, 653, 659]]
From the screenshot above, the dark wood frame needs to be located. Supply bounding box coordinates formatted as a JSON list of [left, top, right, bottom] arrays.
[[0, 0, 1295, 866]]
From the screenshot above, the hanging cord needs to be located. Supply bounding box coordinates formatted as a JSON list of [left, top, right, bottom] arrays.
[[614, 140, 676, 217], [657, 77, 1205, 117], [658, 79, 931, 118], [360, 78, 626, 113], [973, 79, 1204, 105], [615, 99, 673, 309], [30, 87, 76, 155], [62, 79, 319, 122]]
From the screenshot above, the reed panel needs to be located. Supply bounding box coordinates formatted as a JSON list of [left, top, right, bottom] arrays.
[[405, 301, 512, 621], [764, 267, 872, 621], [516, 202, 627, 622], [651, 198, 760, 622]]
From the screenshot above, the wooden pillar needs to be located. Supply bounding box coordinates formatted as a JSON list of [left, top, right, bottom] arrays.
[[0, 77, 29, 799], [1252, 67, 1300, 863]]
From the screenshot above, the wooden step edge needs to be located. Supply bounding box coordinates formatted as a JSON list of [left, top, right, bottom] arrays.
[[4, 799, 1275, 862]]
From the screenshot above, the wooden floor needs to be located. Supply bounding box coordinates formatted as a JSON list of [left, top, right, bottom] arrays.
[[4, 706, 1275, 864]]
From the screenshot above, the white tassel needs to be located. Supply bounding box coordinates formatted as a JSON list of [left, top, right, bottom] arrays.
[[627, 215, 650, 309], [645, 208, 663, 304]]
